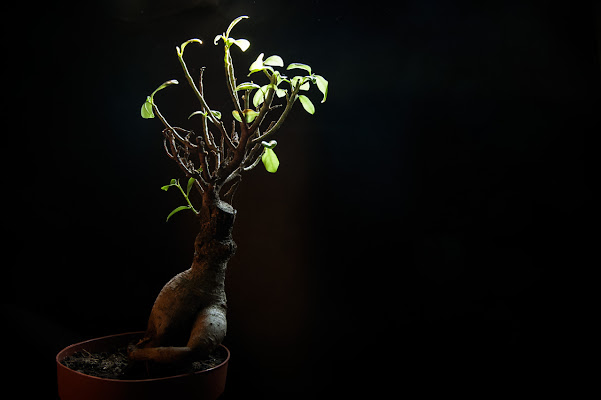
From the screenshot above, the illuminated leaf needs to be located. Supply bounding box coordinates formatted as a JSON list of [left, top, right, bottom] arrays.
[[166, 206, 192, 222], [151, 80, 179, 98], [253, 85, 269, 108], [298, 95, 315, 114], [243, 109, 259, 123], [261, 140, 277, 149], [315, 74, 329, 103], [249, 53, 264, 72], [179, 38, 202, 55], [233, 109, 259, 123], [141, 96, 154, 119], [232, 38, 250, 52], [188, 110, 221, 120], [226, 16, 249, 38], [262, 148, 279, 173], [291, 76, 310, 91], [287, 63, 312, 74], [264, 55, 284, 67], [186, 177, 195, 196], [235, 82, 261, 91]]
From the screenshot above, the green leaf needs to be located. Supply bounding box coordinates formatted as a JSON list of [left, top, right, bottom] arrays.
[[166, 205, 192, 222], [179, 38, 202, 55], [262, 147, 280, 173], [151, 80, 179, 98], [261, 140, 278, 149], [233, 109, 259, 123], [249, 53, 264, 72], [243, 109, 259, 123], [161, 184, 172, 191], [235, 82, 261, 91], [264, 55, 284, 67], [188, 110, 220, 120], [253, 85, 269, 108], [315, 75, 329, 103], [291, 76, 310, 91], [186, 177, 195, 196], [297, 95, 315, 115], [188, 110, 205, 119], [287, 63, 312, 74], [141, 96, 154, 119], [226, 16, 249, 38], [232, 38, 250, 52], [170, 179, 177, 185]]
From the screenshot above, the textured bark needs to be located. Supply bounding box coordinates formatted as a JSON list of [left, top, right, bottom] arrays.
[[129, 194, 236, 363]]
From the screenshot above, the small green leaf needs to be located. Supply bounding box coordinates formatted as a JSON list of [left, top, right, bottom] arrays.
[[141, 96, 154, 119], [262, 147, 280, 173], [291, 76, 310, 91], [188, 110, 206, 119], [226, 16, 249, 38], [232, 38, 250, 52], [170, 179, 177, 185], [264, 55, 284, 67], [186, 177, 195, 196], [243, 109, 259, 123], [214, 34, 224, 45], [179, 38, 202, 55], [233, 109, 259, 123], [151, 80, 179, 98], [249, 53, 265, 72], [253, 85, 269, 108], [261, 140, 277, 149], [166, 205, 192, 222], [315, 75, 329, 103], [188, 110, 220, 120], [287, 63, 312, 74], [298, 95, 315, 114], [161, 184, 172, 191], [235, 82, 261, 91]]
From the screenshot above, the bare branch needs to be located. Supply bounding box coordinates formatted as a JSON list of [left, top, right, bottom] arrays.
[[242, 150, 263, 171], [223, 175, 242, 205], [225, 52, 244, 117], [198, 67, 217, 152], [177, 49, 235, 151], [195, 136, 212, 182]]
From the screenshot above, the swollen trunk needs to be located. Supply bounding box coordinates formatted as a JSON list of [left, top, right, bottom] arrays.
[[128, 197, 236, 363]]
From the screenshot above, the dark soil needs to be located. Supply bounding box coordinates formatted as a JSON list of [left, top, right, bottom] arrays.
[[61, 344, 228, 380]]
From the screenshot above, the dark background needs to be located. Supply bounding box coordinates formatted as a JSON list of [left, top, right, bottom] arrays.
[[3, 0, 598, 397]]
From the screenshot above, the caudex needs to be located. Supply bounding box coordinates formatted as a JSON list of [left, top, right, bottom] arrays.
[[128, 16, 328, 363]]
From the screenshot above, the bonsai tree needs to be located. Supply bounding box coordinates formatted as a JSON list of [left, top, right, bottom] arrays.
[[129, 16, 328, 363]]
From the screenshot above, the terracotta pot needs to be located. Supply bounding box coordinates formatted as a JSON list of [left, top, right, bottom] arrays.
[[56, 332, 229, 400]]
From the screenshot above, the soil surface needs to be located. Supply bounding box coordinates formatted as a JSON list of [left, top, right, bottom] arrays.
[[61, 344, 228, 380]]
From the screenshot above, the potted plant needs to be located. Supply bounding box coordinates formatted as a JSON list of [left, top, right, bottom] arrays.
[[56, 15, 328, 400]]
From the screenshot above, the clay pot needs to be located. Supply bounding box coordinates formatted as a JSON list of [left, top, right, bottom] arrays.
[[56, 332, 229, 400]]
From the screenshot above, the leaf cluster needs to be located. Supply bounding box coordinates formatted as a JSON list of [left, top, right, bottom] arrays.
[[140, 16, 328, 221]]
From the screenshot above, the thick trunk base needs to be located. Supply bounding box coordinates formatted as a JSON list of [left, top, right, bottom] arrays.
[[129, 199, 236, 363]]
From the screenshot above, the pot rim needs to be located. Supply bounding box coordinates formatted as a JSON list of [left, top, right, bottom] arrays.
[[56, 331, 230, 383]]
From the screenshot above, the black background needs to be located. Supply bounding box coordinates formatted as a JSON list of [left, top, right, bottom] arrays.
[[3, 0, 598, 397]]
